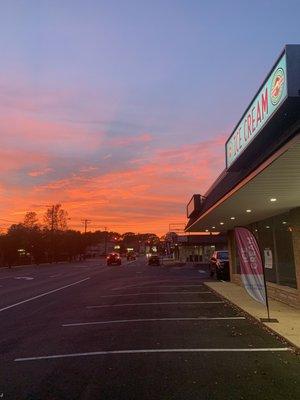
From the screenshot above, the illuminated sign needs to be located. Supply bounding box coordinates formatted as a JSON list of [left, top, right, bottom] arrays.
[[226, 53, 287, 168]]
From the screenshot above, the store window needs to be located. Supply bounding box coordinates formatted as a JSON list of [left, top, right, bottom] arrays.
[[274, 213, 297, 288], [244, 211, 297, 289]]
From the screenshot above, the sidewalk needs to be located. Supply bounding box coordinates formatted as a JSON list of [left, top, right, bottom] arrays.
[[0, 261, 68, 270], [205, 281, 300, 349]]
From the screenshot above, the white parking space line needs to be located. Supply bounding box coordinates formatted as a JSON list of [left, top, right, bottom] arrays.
[[100, 291, 212, 298], [14, 276, 34, 281], [158, 285, 204, 288], [0, 277, 90, 313], [62, 316, 246, 327], [111, 281, 204, 291], [49, 274, 62, 278], [15, 347, 292, 362], [87, 301, 223, 309]]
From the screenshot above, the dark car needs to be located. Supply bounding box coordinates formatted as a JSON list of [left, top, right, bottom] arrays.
[[127, 252, 136, 261], [148, 255, 160, 266], [107, 253, 122, 266], [210, 250, 229, 280]]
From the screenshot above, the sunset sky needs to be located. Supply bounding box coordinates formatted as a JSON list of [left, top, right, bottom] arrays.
[[0, 0, 299, 235]]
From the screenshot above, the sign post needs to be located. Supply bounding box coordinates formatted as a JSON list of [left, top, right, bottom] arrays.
[[234, 227, 278, 322]]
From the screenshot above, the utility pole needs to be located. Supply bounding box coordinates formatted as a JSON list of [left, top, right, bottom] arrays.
[[81, 219, 92, 234], [50, 205, 55, 263], [104, 226, 108, 255]]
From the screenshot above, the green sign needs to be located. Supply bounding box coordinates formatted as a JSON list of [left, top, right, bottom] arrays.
[[226, 53, 287, 168]]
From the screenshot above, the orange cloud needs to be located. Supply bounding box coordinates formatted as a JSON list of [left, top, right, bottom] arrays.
[[0, 134, 226, 235]]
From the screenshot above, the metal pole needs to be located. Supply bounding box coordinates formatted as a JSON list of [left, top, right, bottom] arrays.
[[251, 228, 276, 322], [104, 226, 108, 255]]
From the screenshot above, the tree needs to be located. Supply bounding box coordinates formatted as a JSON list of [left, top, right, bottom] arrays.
[[43, 204, 69, 231], [23, 212, 39, 228]]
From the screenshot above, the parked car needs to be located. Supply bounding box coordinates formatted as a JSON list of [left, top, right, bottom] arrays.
[[148, 255, 160, 266], [107, 253, 122, 266], [210, 250, 229, 280]]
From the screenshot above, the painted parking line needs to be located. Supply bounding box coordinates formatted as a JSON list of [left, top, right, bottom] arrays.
[[111, 281, 204, 291], [0, 277, 90, 313], [87, 301, 224, 309], [100, 291, 212, 298], [62, 316, 246, 327], [15, 347, 292, 362], [158, 285, 204, 288], [111, 284, 205, 290], [14, 276, 34, 281]]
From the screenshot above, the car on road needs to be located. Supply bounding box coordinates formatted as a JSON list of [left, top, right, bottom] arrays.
[[126, 251, 137, 261], [148, 255, 160, 266], [107, 253, 122, 266], [209, 250, 229, 280]]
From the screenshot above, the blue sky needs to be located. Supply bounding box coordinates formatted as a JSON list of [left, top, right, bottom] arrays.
[[0, 0, 299, 234]]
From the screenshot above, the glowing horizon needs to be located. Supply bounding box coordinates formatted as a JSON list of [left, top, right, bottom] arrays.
[[1, 2, 298, 236]]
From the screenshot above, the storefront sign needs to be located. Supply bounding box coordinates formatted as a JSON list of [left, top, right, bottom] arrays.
[[226, 53, 287, 168], [234, 227, 266, 305], [264, 248, 273, 269]]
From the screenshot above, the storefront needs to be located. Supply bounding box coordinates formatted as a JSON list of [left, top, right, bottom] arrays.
[[185, 45, 300, 308], [174, 233, 227, 263]]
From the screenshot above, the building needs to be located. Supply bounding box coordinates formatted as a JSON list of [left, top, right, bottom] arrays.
[[185, 45, 300, 308], [85, 242, 116, 257], [172, 233, 227, 263]]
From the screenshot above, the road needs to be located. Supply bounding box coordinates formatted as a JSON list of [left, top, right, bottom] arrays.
[[0, 257, 299, 399]]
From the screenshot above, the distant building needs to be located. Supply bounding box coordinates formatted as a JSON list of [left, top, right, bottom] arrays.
[[85, 242, 115, 257], [174, 234, 227, 263]]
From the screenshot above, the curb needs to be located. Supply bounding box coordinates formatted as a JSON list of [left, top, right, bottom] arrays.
[[204, 283, 299, 354]]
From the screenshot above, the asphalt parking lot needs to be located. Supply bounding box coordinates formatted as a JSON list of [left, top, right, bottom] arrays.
[[0, 257, 299, 399]]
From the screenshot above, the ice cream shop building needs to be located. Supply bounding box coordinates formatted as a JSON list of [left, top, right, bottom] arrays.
[[185, 45, 300, 308]]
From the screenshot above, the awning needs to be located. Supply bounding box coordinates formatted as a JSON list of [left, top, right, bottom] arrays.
[[186, 135, 300, 232]]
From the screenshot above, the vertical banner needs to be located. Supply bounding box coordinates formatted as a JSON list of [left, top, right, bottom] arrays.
[[234, 227, 266, 305]]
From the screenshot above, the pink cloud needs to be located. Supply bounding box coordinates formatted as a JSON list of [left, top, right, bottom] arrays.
[[28, 167, 54, 177], [106, 133, 152, 147], [0, 113, 104, 155]]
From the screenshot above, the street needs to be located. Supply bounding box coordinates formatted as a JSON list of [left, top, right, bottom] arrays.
[[0, 257, 299, 400]]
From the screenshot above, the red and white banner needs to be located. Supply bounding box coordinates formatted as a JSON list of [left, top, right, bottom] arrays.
[[234, 227, 266, 305]]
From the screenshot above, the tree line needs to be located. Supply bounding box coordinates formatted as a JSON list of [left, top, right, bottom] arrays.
[[0, 204, 160, 267]]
